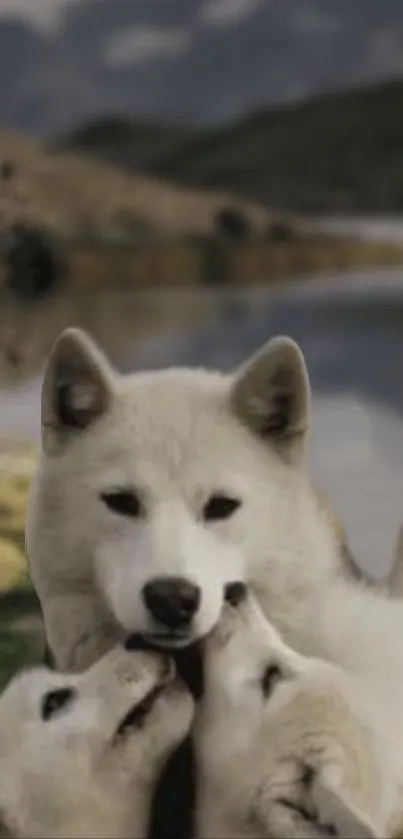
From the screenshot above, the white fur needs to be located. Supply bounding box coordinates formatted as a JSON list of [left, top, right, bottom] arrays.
[[25, 329, 403, 829], [195, 596, 392, 839], [26, 329, 339, 671], [0, 646, 193, 838]]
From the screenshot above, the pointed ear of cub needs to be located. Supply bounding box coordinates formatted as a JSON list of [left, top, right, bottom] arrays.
[[312, 780, 380, 839], [41, 328, 116, 445], [230, 337, 310, 463]]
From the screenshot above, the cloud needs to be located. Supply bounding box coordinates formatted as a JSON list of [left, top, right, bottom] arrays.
[[104, 24, 192, 66], [0, 0, 263, 37], [0, 0, 72, 33], [360, 27, 403, 78], [293, 5, 342, 36], [0, 0, 110, 34], [200, 0, 263, 28]]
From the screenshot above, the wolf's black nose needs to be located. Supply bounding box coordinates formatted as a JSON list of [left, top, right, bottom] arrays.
[[143, 577, 201, 629], [224, 581, 248, 606]]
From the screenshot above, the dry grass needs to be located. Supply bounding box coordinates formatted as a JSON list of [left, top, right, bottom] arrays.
[[2, 231, 401, 294], [228, 235, 403, 282], [0, 446, 35, 574], [0, 444, 43, 690], [32, 235, 403, 291], [25, 233, 403, 292], [0, 539, 28, 593], [0, 474, 31, 551], [0, 132, 275, 240]]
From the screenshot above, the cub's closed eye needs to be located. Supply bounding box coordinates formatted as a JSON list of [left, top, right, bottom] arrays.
[[41, 688, 75, 721], [101, 489, 142, 517], [203, 494, 241, 522], [261, 664, 283, 699]]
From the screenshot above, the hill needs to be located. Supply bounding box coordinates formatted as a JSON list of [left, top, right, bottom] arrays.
[[0, 131, 273, 242], [61, 79, 403, 213], [58, 116, 194, 174]]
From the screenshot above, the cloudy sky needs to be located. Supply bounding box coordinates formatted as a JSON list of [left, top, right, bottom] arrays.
[[2, 0, 401, 134], [0, 0, 67, 32], [0, 0, 264, 34], [0, 0, 269, 69]]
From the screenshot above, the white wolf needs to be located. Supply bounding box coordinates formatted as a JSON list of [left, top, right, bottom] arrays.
[[0, 645, 193, 838], [195, 590, 396, 839], [27, 327, 363, 673], [25, 328, 403, 833]]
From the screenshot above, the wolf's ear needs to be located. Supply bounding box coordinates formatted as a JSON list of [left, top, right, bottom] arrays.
[[42, 328, 115, 439], [230, 337, 310, 462], [311, 780, 379, 839]]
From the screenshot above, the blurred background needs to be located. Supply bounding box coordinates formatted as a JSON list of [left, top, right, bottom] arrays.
[[1, 0, 403, 683]]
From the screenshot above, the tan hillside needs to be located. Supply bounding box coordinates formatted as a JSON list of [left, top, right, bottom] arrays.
[[0, 132, 279, 242]]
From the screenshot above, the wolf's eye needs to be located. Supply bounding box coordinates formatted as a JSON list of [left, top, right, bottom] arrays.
[[101, 489, 141, 517], [261, 664, 283, 699], [203, 494, 241, 521], [41, 688, 75, 721]]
